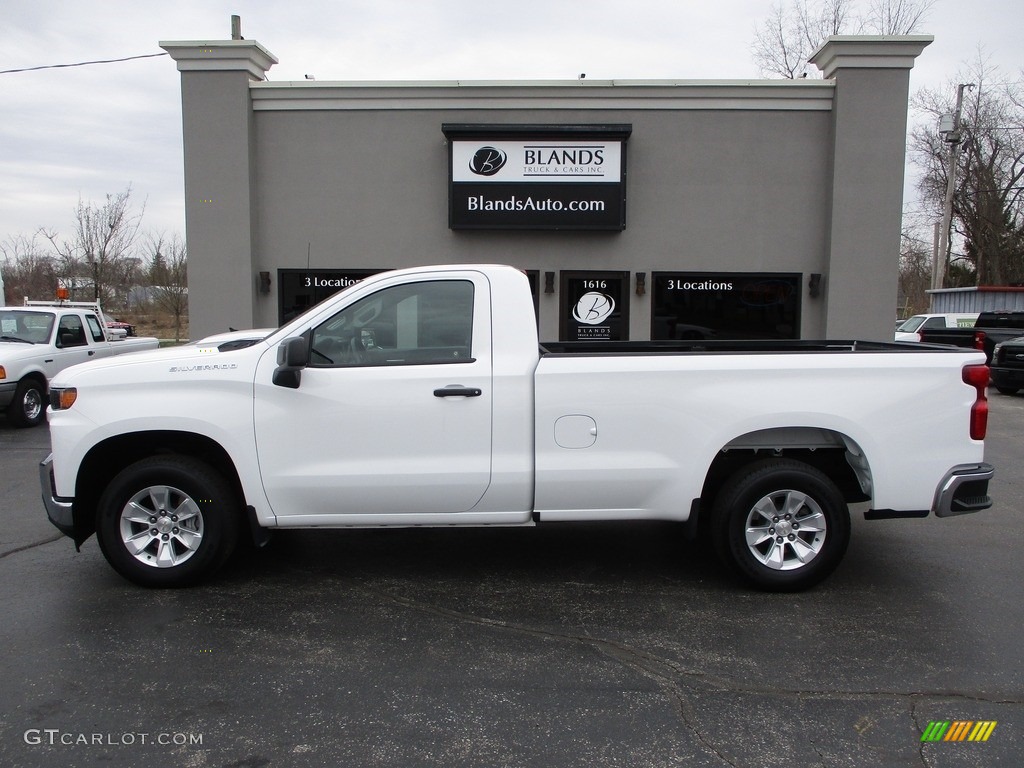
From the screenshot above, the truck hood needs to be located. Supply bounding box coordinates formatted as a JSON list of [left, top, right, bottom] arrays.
[[0, 340, 42, 362], [50, 339, 271, 388]]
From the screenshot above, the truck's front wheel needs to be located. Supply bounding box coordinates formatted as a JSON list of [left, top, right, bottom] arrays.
[[7, 378, 46, 428], [712, 459, 850, 591], [96, 457, 240, 587]]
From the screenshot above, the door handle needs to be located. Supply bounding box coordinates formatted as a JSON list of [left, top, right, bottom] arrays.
[[434, 386, 482, 398]]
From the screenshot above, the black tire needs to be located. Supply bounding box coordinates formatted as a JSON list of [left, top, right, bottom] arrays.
[[711, 458, 850, 592], [995, 386, 1019, 396], [7, 378, 46, 428], [96, 456, 240, 587]]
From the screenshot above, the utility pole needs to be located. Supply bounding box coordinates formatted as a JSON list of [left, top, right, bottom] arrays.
[[934, 83, 975, 289]]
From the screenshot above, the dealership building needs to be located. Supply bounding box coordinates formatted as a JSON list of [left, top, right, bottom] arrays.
[[161, 34, 931, 342]]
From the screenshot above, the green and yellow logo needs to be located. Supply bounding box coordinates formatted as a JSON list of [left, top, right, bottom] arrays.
[[921, 721, 997, 742]]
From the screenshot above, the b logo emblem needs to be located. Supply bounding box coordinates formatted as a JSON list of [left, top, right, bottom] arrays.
[[573, 292, 615, 325], [469, 147, 507, 176]]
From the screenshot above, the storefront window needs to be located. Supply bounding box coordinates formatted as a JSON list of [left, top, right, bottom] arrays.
[[559, 271, 629, 341], [524, 269, 539, 324], [651, 272, 801, 340], [277, 269, 385, 324]]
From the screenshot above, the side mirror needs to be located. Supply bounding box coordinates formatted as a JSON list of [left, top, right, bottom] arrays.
[[272, 336, 309, 389]]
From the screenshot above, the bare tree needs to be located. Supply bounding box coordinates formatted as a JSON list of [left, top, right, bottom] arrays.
[[910, 57, 1024, 286], [863, 0, 936, 35], [752, 0, 933, 78], [897, 229, 932, 316], [752, 0, 854, 79], [41, 186, 144, 306], [0, 233, 59, 304], [145, 233, 189, 342]]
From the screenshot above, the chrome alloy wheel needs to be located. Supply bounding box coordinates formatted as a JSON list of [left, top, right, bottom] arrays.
[[118, 485, 205, 568], [22, 387, 43, 422], [744, 489, 827, 571]]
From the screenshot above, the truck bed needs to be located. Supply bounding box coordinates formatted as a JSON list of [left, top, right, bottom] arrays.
[[540, 339, 974, 356]]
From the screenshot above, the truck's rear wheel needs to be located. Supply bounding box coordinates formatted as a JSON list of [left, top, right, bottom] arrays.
[[96, 456, 240, 587], [712, 458, 850, 591], [7, 378, 46, 428]]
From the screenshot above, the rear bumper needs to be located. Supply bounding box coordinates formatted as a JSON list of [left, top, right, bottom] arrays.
[[40, 453, 75, 538], [933, 463, 994, 517]]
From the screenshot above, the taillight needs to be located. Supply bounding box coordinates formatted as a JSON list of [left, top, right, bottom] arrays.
[[973, 330, 986, 351], [962, 364, 989, 440]]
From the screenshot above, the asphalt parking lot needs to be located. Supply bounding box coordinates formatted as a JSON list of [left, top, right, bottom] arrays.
[[1, 394, 1022, 767]]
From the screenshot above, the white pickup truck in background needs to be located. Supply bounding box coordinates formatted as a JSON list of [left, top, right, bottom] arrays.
[[1, 301, 159, 427], [40, 265, 994, 590]]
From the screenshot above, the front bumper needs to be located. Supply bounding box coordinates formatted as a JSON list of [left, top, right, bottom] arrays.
[[40, 453, 75, 538], [0, 381, 17, 409], [933, 463, 994, 517], [990, 365, 1024, 390]]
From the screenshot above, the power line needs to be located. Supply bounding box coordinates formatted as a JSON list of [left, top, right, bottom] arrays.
[[0, 52, 168, 75]]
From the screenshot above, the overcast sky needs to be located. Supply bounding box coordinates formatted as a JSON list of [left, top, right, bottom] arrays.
[[1, 0, 1020, 246]]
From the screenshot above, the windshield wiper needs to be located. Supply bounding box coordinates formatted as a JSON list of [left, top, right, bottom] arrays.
[[0, 335, 35, 344]]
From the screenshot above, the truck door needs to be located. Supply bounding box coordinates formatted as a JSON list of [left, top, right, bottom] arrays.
[[253, 272, 493, 520], [50, 313, 94, 371]]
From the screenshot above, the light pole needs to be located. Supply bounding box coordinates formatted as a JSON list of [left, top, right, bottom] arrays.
[[933, 83, 975, 289]]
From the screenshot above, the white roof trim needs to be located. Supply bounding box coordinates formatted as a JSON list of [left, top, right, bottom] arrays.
[[249, 80, 836, 112]]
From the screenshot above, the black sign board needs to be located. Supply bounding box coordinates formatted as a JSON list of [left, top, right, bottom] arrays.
[[443, 124, 630, 231]]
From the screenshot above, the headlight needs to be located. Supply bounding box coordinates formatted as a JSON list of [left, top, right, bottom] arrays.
[[49, 387, 77, 410]]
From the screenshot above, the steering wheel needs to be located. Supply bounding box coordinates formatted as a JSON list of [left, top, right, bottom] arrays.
[[349, 335, 366, 364]]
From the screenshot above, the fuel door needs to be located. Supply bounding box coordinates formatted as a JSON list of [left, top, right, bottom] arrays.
[[554, 415, 598, 449]]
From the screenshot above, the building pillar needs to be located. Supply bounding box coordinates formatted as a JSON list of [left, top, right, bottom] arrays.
[[810, 36, 931, 341], [160, 40, 278, 337]]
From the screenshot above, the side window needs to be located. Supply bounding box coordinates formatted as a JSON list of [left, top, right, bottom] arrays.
[[922, 317, 945, 329], [85, 314, 105, 342], [309, 280, 475, 368], [56, 315, 87, 348]]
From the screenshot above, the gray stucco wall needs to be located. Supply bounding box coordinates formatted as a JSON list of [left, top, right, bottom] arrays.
[[251, 106, 832, 341], [162, 36, 931, 342]]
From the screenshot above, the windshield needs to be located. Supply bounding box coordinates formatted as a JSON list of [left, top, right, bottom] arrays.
[[0, 310, 55, 344], [896, 316, 925, 333]]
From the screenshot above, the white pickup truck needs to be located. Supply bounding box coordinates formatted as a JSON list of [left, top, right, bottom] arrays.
[[1, 301, 159, 427], [40, 265, 994, 590]]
